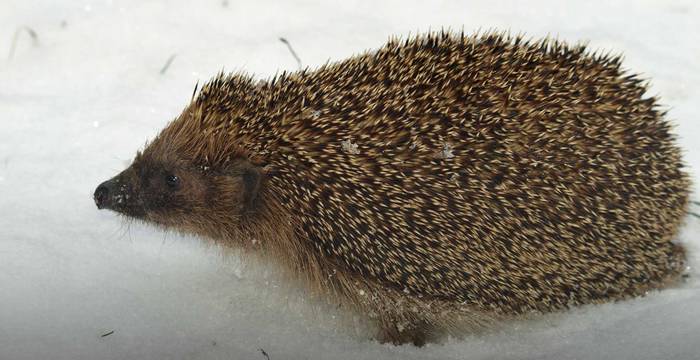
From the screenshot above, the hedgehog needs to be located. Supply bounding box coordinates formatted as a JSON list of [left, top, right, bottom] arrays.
[[93, 31, 690, 345]]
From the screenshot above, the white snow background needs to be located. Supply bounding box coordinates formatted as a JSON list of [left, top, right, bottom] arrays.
[[1, 1, 699, 359]]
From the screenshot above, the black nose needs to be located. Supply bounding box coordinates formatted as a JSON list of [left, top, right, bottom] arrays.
[[94, 180, 112, 209]]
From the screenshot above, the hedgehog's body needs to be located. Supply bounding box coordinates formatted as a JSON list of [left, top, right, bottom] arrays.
[[95, 32, 689, 345]]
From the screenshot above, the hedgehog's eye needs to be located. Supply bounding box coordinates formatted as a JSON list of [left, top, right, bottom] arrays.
[[165, 174, 180, 189]]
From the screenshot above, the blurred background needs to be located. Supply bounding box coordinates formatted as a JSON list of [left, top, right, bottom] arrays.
[[0, 1, 698, 359]]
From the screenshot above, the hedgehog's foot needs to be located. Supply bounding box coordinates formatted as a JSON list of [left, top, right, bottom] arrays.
[[375, 320, 435, 347]]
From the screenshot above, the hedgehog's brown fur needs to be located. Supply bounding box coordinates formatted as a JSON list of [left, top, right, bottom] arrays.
[[96, 31, 690, 345]]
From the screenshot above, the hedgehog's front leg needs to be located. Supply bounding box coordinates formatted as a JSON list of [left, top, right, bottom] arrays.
[[375, 317, 432, 346], [349, 281, 440, 346]]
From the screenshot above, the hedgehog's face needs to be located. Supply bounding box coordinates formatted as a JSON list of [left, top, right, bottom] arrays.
[[94, 151, 263, 238]]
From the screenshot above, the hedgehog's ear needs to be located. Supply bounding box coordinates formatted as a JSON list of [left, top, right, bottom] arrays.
[[239, 161, 263, 213]]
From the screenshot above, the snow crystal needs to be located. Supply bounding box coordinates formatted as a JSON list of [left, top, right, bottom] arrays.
[[437, 142, 455, 160], [341, 139, 360, 155]]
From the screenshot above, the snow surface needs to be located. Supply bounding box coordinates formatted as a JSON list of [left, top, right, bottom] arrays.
[[1, 1, 699, 359]]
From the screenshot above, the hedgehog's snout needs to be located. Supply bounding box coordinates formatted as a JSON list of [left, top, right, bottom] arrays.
[[94, 183, 108, 209], [94, 178, 116, 209], [94, 176, 132, 212]]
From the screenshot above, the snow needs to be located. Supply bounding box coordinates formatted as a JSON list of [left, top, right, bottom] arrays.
[[1, 0, 699, 359]]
